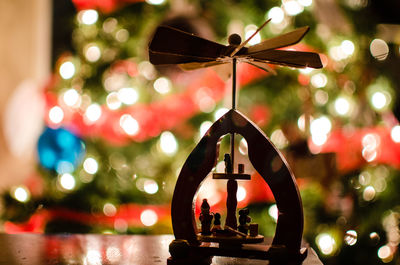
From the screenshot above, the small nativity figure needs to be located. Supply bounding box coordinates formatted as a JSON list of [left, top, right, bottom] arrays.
[[199, 199, 213, 235]]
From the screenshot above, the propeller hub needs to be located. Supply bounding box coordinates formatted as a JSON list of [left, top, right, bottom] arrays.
[[228, 34, 241, 46]]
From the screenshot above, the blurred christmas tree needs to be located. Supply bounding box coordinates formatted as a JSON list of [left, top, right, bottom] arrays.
[[2, 0, 400, 264]]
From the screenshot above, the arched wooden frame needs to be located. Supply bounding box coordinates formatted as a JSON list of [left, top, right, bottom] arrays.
[[171, 109, 304, 254]]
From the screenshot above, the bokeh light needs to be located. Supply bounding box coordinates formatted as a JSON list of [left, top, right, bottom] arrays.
[[140, 209, 158, 226]]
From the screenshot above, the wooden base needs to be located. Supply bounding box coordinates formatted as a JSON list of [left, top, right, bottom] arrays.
[[198, 234, 264, 245]]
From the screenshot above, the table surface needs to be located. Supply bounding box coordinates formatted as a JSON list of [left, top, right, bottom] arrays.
[[0, 233, 323, 265]]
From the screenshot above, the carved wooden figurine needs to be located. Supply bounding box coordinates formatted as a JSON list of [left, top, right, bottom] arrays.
[[238, 208, 252, 235], [199, 199, 213, 235]]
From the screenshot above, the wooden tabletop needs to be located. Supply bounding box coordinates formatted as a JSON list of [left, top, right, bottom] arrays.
[[0, 233, 322, 264]]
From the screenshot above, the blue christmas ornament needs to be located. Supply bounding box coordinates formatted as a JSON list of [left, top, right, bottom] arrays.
[[37, 127, 85, 173]]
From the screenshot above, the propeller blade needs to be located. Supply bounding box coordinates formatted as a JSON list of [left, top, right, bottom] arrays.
[[246, 60, 277, 75], [250, 49, 323, 69], [247, 26, 310, 54], [179, 61, 226, 71], [149, 26, 228, 60], [230, 18, 271, 57], [149, 50, 215, 65]]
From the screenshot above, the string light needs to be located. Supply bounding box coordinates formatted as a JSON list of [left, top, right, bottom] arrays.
[[106, 92, 122, 110], [363, 186, 376, 201], [63, 89, 80, 107], [236, 186, 247, 202], [267, 7, 285, 24], [12, 186, 30, 203], [140, 209, 158, 226], [103, 203, 117, 217], [214, 108, 229, 120], [83, 157, 99, 174], [310, 116, 331, 146], [59, 61, 75, 79], [115, 29, 129, 42], [84, 103, 102, 124], [270, 129, 288, 149], [144, 179, 159, 194], [200, 121, 213, 137], [268, 204, 278, 222], [298, 0, 313, 7], [245, 25, 261, 45], [160, 131, 178, 155], [316, 233, 336, 255], [146, 0, 165, 5], [118, 87, 139, 105], [311, 73, 328, 88], [283, 0, 304, 16], [344, 230, 358, 246], [153, 77, 171, 94], [341, 40, 355, 56], [49, 106, 64, 124], [378, 245, 393, 262], [370, 39, 389, 61], [79, 9, 98, 25], [362, 133, 380, 162], [138, 61, 156, 80], [390, 125, 400, 143], [371, 91, 390, 110], [59, 173, 76, 191], [84, 44, 101, 62], [314, 90, 329, 105], [334, 96, 351, 116], [120, 114, 139, 136]]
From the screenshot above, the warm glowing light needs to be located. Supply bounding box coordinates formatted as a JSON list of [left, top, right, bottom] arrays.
[[144, 179, 158, 194], [314, 90, 329, 105], [80, 9, 98, 25], [310, 116, 331, 135], [59, 61, 75, 79], [361, 133, 380, 162], [83, 157, 98, 174], [391, 125, 400, 143], [267, 7, 285, 24], [236, 186, 247, 202], [153, 77, 171, 94], [334, 97, 351, 116], [298, 0, 313, 7], [316, 233, 336, 255], [49, 106, 64, 124], [120, 114, 139, 136], [115, 29, 129, 42], [146, 0, 165, 5], [341, 40, 355, 56], [370, 39, 389, 60], [283, 0, 304, 16], [12, 186, 30, 203], [214, 108, 229, 120], [239, 138, 248, 155], [344, 230, 357, 246], [59, 173, 76, 190], [103, 203, 117, 217], [245, 25, 261, 45], [85, 103, 102, 123], [311, 73, 328, 88], [378, 245, 393, 261], [114, 219, 128, 233], [140, 209, 158, 226], [310, 116, 331, 146], [268, 204, 278, 222], [85, 44, 101, 62], [118, 87, 139, 105], [270, 129, 288, 149], [371, 91, 389, 110], [160, 131, 178, 155], [363, 186, 376, 201], [138, 61, 156, 80], [85, 250, 101, 265], [200, 121, 213, 137], [63, 89, 80, 107], [106, 92, 121, 110], [299, 67, 313, 74]]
